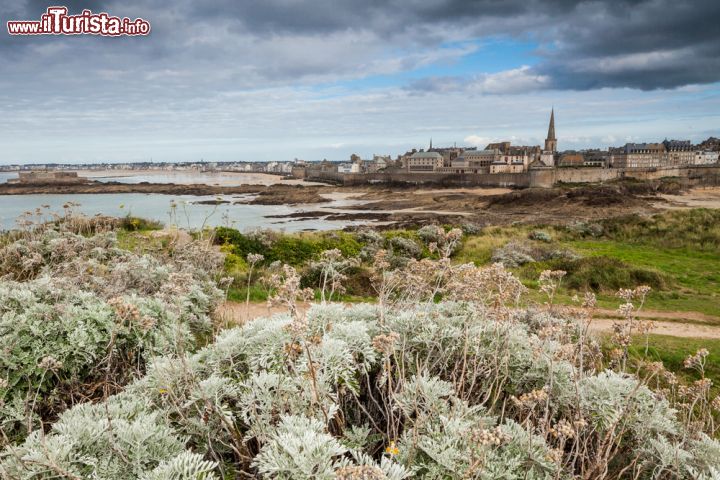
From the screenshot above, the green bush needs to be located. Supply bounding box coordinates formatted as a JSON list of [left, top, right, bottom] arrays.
[[119, 216, 163, 232], [522, 256, 668, 292], [215, 228, 362, 266]]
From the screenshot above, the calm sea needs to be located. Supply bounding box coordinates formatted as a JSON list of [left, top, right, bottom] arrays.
[[0, 193, 370, 232], [0, 171, 363, 231], [0, 172, 17, 184]]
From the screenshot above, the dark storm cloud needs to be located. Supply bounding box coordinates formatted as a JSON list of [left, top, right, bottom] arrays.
[[24, 0, 108, 16], [1, 0, 719, 95], [194, 0, 720, 91], [530, 0, 720, 91], [183, 0, 588, 41]]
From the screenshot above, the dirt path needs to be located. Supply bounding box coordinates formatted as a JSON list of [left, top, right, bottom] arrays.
[[215, 301, 312, 324], [589, 318, 720, 339], [593, 308, 720, 326], [217, 302, 720, 339]]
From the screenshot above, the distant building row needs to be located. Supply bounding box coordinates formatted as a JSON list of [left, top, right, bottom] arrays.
[[1, 161, 297, 175], [608, 140, 718, 168], [403, 109, 559, 174], [556, 143, 718, 169]]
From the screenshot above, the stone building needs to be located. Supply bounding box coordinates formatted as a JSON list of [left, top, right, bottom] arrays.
[[441, 148, 500, 173], [663, 140, 694, 166], [431, 147, 464, 167], [489, 160, 525, 174], [8, 171, 88, 184], [610, 143, 666, 168], [486, 141, 512, 153], [695, 151, 720, 165], [583, 150, 609, 167], [557, 152, 585, 167], [490, 147, 532, 173], [337, 163, 355, 174], [535, 109, 557, 167], [366, 155, 390, 173], [610, 140, 708, 168], [406, 150, 444, 172]]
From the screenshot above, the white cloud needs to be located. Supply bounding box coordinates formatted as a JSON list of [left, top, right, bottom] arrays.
[[472, 66, 551, 95], [463, 135, 492, 147]]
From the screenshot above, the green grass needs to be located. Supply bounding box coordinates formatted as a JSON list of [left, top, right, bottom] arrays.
[[451, 241, 712, 314], [627, 334, 720, 391], [116, 229, 168, 252], [592, 209, 720, 251], [565, 241, 720, 316], [455, 225, 532, 264], [118, 216, 163, 232], [566, 241, 720, 294], [227, 285, 269, 303]]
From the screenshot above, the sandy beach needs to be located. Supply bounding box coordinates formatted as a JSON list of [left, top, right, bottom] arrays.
[[75, 169, 325, 186]]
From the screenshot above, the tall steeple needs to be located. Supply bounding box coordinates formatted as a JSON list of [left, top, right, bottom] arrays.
[[429, 137, 433, 150], [544, 108, 557, 152]]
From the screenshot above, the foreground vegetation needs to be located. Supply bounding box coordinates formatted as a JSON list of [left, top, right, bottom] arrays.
[[1, 209, 719, 478], [0, 215, 225, 444]]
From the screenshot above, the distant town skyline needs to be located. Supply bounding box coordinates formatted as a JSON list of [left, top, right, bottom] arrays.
[[1, 0, 719, 164]]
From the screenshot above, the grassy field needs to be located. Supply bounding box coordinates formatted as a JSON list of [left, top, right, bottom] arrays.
[[628, 334, 720, 391], [564, 240, 720, 316]]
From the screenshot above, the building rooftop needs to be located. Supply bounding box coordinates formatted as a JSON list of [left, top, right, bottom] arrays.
[[463, 149, 497, 156], [410, 151, 443, 159], [663, 139, 693, 151], [623, 143, 665, 153]]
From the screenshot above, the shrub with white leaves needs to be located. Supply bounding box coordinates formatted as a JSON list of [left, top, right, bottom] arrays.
[[2, 227, 719, 479], [0, 228, 224, 443]]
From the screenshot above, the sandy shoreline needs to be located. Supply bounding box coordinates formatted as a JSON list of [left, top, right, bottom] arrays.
[[653, 186, 720, 209], [75, 169, 325, 186]]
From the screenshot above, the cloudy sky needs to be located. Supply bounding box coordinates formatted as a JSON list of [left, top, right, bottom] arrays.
[[1, 0, 719, 164]]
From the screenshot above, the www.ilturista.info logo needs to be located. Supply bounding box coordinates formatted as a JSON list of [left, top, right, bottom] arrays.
[[7, 6, 150, 36]]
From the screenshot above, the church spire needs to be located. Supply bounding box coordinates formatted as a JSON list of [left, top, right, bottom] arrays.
[[547, 108, 556, 141], [429, 137, 433, 150], [544, 108, 557, 152]]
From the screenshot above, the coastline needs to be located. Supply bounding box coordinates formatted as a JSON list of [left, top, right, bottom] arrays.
[[75, 169, 326, 186], [0, 181, 333, 205], [4, 169, 720, 229]]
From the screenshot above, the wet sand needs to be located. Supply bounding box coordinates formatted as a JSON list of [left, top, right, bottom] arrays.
[[653, 186, 720, 209]]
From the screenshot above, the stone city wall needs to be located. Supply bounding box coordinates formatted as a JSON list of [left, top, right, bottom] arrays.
[[302, 165, 720, 188]]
